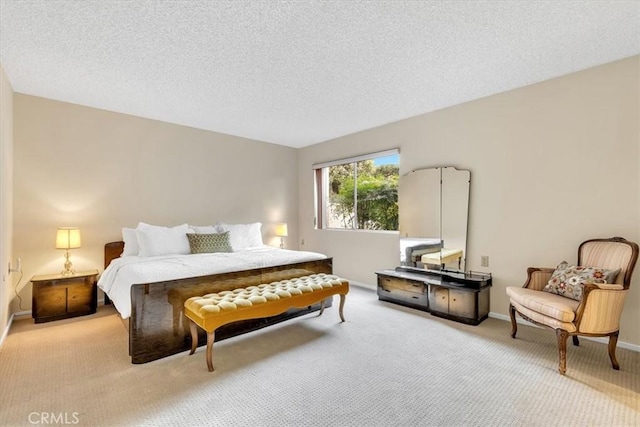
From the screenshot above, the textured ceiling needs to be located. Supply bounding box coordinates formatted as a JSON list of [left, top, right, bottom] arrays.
[[1, 1, 639, 148]]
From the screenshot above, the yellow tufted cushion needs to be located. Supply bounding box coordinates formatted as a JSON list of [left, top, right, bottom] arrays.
[[217, 301, 237, 311], [200, 305, 221, 314], [185, 274, 348, 317]]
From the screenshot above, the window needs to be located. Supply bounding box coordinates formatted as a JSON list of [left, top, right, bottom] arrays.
[[314, 149, 399, 231]]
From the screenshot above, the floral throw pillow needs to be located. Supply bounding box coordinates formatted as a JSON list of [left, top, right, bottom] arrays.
[[543, 261, 621, 301]]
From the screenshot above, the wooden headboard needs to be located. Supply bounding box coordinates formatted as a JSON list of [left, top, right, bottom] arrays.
[[105, 241, 124, 269]]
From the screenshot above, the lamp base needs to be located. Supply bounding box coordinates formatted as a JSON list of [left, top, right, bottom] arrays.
[[61, 250, 76, 275]]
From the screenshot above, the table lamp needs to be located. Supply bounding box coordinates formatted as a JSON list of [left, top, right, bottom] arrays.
[[56, 227, 81, 275], [275, 223, 288, 249]]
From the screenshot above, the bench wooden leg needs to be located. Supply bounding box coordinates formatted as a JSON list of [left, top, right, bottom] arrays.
[[189, 320, 215, 372], [318, 300, 325, 317], [338, 294, 346, 322], [189, 320, 198, 355], [317, 295, 346, 321], [206, 331, 215, 372]]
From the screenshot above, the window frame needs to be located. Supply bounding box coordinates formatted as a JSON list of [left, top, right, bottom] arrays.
[[313, 148, 400, 231]]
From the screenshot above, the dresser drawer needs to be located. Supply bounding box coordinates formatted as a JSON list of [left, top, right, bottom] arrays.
[[448, 289, 475, 319], [378, 275, 426, 294], [67, 282, 94, 312], [428, 283, 491, 325], [34, 286, 67, 318], [428, 286, 449, 313], [377, 274, 429, 311]]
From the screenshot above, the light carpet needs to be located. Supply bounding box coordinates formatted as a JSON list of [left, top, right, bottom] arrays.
[[1, 284, 638, 427]]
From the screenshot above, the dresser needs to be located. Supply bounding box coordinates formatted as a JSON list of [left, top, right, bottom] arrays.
[[31, 270, 99, 323], [376, 267, 492, 325]]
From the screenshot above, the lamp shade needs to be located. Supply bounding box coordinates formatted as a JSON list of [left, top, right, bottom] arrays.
[[56, 227, 81, 249], [275, 223, 288, 237]]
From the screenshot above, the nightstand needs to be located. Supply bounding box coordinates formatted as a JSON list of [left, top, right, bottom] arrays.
[[31, 269, 99, 323]]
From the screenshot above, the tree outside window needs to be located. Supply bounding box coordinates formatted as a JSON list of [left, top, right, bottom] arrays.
[[316, 152, 399, 231]]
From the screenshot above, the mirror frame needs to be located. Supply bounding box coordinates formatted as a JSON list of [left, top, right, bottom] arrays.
[[398, 166, 471, 273]]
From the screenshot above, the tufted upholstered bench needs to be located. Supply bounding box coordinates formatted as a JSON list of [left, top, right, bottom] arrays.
[[184, 273, 349, 371], [168, 268, 318, 337]]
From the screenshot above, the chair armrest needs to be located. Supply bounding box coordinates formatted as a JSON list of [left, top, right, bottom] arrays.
[[523, 267, 555, 291], [575, 284, 628, 333], [594, 283, 624, 290]]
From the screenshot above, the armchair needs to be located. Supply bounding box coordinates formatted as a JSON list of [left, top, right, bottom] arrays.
[[506, 237, 638, 375]]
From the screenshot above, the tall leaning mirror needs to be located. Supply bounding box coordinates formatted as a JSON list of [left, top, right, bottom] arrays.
[[398, 166, 470, 272]]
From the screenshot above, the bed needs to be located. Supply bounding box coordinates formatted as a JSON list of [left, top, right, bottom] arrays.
[[100, 241, 333, 364], [399, 237, 442, 268]]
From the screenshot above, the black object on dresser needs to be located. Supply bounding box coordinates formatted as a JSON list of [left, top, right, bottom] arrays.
[[376, 267, 492, 325]]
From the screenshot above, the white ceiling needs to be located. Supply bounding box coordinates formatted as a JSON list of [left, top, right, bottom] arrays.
[[1, 1, 639, 148]]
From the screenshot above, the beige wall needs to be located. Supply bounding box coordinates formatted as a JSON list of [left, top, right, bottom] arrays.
[[298, 55, 640, 346], [0, 64, 14, 339], [7, 56, 640, 347], [12, 95, 300, 311]]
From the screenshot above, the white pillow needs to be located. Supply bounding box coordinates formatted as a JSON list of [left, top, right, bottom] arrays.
[[189, 225, 220, 234], [136, 223, 191, 257], [121, 227, 139, 257], [217, 222, 263, 251]]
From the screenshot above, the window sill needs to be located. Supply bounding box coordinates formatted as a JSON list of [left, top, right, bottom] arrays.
[[319, 228, 399, 235]]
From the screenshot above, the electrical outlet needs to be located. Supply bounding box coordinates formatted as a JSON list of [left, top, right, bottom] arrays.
[[481, 256, 489, 267], [8, 258, 21, 274]]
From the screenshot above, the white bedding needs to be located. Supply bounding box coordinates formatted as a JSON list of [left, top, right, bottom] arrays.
[[399, 237, 441, 264], [98, 246, 327, 319]]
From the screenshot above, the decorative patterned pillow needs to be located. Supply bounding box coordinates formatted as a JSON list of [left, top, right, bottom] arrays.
[[543, 261, 621, 301], [187, 232, 232, 254]]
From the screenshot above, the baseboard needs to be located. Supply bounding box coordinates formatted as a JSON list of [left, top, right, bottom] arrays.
[[489, 312, 640, 353], [0, 313, 15, 348], [13, 310, 31, 318]]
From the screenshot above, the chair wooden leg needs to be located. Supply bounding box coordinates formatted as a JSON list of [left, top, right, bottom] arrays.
[[338, 294, 346, 322], [572, 336, 580, 347], [509, 304, 518, 338], [608, 332, 620, 370], [556, 329, 569, 375]]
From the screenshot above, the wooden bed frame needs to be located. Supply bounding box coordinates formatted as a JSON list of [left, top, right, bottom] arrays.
[[104, 241, 334, 364]]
